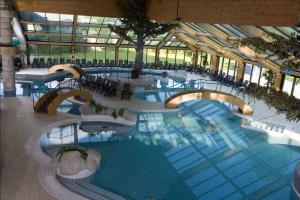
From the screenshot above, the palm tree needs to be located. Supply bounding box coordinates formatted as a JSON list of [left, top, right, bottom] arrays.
[[109, 0, 177, 78]]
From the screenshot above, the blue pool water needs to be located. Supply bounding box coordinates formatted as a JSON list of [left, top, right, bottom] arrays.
[[43, 100, 300, 200]]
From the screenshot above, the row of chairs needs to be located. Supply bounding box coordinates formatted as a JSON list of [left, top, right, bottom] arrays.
[[187, 65, 210, 75], [80, 75, 133, 100], [81, 76, 118, 97], [212, 71, 250, 90], [30, 57, 205, 71]]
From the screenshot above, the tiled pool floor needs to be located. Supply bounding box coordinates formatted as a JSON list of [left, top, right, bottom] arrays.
[[45, 100, 300, 200]]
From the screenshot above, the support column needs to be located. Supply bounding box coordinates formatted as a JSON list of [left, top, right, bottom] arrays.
[[210, 54, 218, 76], [155, 48, 159, 68], [193, 51, 198, 67], [115, 47, 119, 66], [273, 71, 283, 91], [236, 61, 246, 83], [0, 0, 16, 97]]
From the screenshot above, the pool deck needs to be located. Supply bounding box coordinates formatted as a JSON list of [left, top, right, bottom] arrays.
[[0, 97, 79, 200]]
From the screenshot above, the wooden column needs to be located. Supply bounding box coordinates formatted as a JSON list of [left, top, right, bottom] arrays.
[[236, 61, 246, 83], [155, 48, 159, 68], [210, 54, 218, 76], [193, 51, 198, 67], [273, 71, 283, 91]]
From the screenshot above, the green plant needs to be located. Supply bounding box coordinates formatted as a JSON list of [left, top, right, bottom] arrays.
[[262, 69, 276, 89], [162, 72, 168, 78], [202, 54, 208, 66], [246, 83, 300, 121], [89, 98, 97, 108], [117, 108, 126, 117], [94, 103, 103, 114], [111, 110, 118, 119], [235, 32, 300, 70], [56, 145, 88, 162], [109, 0, 177, 77]]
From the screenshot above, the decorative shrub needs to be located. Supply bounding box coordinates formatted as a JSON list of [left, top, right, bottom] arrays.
[[247, 83, 300, 121], [56, 145, 88, 162]]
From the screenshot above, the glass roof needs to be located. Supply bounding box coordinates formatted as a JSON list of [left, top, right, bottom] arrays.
[[19, 12, 184, 48], [18, 11, 299, 70]]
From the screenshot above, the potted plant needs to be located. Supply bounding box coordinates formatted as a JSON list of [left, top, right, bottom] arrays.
[[111, 110, 118, 119], [161, 71, 169, 83], [117, 108, 126, 117]]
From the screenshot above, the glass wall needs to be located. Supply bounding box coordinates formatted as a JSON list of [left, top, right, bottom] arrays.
[[282, 75, 300, 99], [176, 50, 185, 64], [216, 56, 238, 77], [75, 46, 85, 59], [259, 67, 269, 86], [243, 64, 252, 82], [159, 49, 167, 63], [29, 44, 38, 63], [294, 78, 300, 99], [105, 47, 115, 62], [167, 49, 176, 64], [127, 48, 135, 62], [227, 60, 237, 76], [96, 47, 105, 61], [143, 49, 156, 63], [283, 75, 294, 95], [198, 52, 211, 68], [250, 65, 262, 84], [184, 50, 193, 65], [61, 46, 72, 60], [119, 48, 128, 61]]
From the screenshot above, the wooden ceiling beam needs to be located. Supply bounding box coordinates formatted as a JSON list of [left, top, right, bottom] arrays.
[[180, 23, 245, 63], [12, 0, 300, 26], [26, 40, 188, 50], [170, 29, 217, 56], [157, 33, 173, 50], [199, 24, 282, 72]]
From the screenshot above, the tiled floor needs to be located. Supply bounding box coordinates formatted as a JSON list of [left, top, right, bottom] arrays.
[[0, 97, 78, 200]]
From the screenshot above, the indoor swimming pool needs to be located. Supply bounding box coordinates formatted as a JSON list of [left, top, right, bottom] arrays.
[[42, 100, 300, 200]]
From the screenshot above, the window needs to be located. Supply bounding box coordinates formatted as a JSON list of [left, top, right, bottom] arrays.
[[176, 50, 184, 64], [146, 49, 156, 63], [119, 48, 128, 61], [250, 65, 261, 84], [96, 47, 105, 61], [106, 47, 115, 62], [29, 44, 38, 63], [38, 44, 49, 59], [75, 46, 85, 59], [60, 46, 71, 59], [283, 75, 294, 95], [167, 49, 176, 64], [218, 57, 224, 72], [49, 45, 60, 60], [127, 48, 135, 62], [294, 78, 300, 99], [184, 50, 193, 65], [243, 64, 253, 82], [159, 49, 167, 62], [228, 60, 237, 76], [222, 58, 230, 74], [259, 67, 269, 86], [86, 47, 96, 61]]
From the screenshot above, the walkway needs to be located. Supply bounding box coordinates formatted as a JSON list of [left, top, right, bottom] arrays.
[[0, 97, 79, 200]]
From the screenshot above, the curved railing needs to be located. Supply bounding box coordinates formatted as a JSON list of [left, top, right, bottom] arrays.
[[49, 64, 85, 79], [164, 78, 254, 115], [34, 87, 92, 115]]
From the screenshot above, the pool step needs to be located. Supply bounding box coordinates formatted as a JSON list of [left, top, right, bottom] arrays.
[[58, 176, 125, 200]]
